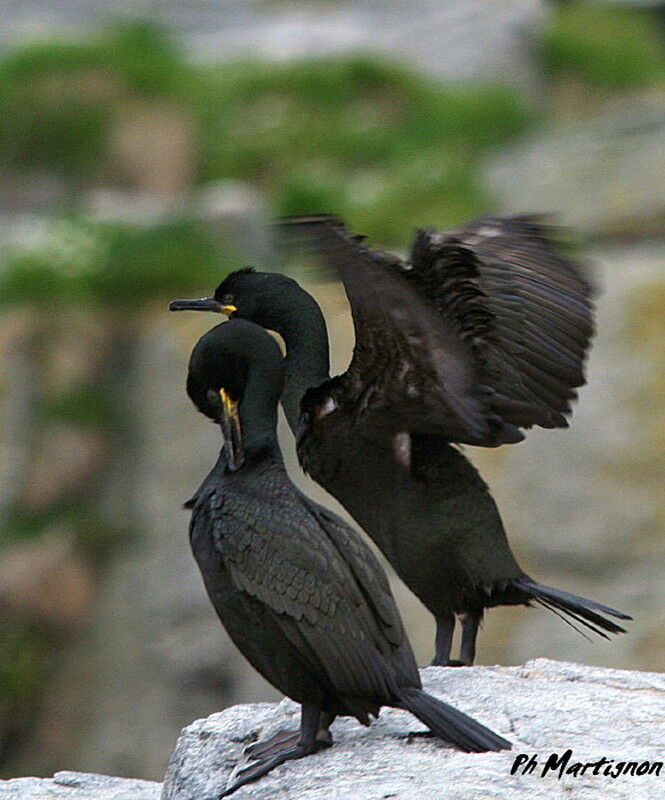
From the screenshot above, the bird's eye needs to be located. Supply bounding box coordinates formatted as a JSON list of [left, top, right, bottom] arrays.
[[222, 293, 234, 305]]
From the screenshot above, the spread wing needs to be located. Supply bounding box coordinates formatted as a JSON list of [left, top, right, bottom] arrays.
[[279, 214, 594, 443], [409, 215, 594, 431], [205, 483, 415, 700], [278, 215, 500, 445]]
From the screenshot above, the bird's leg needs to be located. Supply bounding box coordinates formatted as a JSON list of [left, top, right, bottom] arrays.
[[219, 704, 325, 798], [243, 711, 334, 760], [431, 614, 455, 666], [454, 610, 481, 666]]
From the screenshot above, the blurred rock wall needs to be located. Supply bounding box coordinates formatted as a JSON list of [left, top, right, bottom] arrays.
[[1, 1, 549, 96], [1, 0, 664, 783], [41, 237, 661, 782]]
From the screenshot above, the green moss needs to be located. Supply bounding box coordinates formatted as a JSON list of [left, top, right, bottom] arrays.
[[0, 41, 102, 81], [350, 158, 489, 244], [1, 506, 131, 566], [541, 3, 665, 89], [0, 39, 102, 178], [90, 219, 228, 307], [198, 57, 532, 174], [0, 85, 109, 180], [0, 217, 233, 309], [0, 511, 47, 546], [0, 20, 191, 98], [0, 21, 194, 181], [0, 622, 50, 700], [96, 20, 193, 97], [0, 619, 60, 770], [197, 58, 533, 243]]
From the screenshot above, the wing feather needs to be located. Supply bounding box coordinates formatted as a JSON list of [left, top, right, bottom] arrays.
[[408, 215, 593, 433], [207, 484, 413, 699], [278, 215, 497, 443], [278, 214, 594, 443]]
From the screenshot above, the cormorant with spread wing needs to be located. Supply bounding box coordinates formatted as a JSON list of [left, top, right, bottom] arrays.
[[179, 318, 510, 796], [170, 215, 630, 667]]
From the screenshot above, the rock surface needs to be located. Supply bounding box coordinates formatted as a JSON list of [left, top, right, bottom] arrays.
[[2, 659, 662, 799], [0, 772, 160, 800], [484, 95, 665, 236], [161, 659, 665, 800]]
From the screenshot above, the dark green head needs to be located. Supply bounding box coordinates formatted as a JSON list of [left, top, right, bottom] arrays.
[[186, 319, 284, 470], [170, 267, 316, 336]]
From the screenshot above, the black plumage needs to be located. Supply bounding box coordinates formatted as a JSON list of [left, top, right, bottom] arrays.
[[170, 214, 630, 667], [179, 318, 510, 796], [285, 214, 595, 447]]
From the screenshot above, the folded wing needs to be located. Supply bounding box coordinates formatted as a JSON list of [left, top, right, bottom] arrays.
[[209, 486, 416, 702]]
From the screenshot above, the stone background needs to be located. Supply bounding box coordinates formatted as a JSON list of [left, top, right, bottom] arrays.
[[2, 659, 664, 799], [0, 0, 663, 785]]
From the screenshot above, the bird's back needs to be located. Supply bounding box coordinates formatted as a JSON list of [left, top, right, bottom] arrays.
[[298, 411, 525, 617], [188, 452, 421, 719]]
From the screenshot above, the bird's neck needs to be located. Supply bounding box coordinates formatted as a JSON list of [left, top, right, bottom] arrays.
[[239, 371, 281, 458], [274, 289, 331, 431], [213, 437, 283, 477]]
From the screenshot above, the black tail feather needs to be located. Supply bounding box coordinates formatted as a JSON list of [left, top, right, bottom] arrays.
[[396, 687, 511, 753], [512, 578, 631, 638], [533, 598, 595, 641]]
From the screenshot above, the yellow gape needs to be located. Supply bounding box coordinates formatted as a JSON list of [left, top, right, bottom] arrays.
[[218, 388, 244, 471], [219, 387, 237, 416]]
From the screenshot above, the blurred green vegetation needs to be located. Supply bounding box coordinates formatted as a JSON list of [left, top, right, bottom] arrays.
[[196, 59, 532, 241], [541, 2, 665, 90], [2, 8, 665, 762], [3, 505, 130, 565], [0, 20, 534, 274], [0, 619, 53, 768], [0, 623, 50, 705], [0, 10, 663, 289], [0, 20, 189, 94], [36, 385, 116, 429], [0, 22, 194, 185], [0, 218, 227, 309]]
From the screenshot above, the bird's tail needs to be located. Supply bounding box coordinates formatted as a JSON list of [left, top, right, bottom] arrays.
[[396, 687, 511, 753], [511, 577, 631, 639]]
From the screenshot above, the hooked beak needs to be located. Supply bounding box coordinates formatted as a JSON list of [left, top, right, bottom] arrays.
[[215, 388, 244, 472], [169, 297, 237, 316]]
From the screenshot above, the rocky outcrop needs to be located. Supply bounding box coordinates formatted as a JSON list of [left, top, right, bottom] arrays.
[[161, 659, 664, 800], [2, 659, 662, 799], [0, 772, 160, 800]]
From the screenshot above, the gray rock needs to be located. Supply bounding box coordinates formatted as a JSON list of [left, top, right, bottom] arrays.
[[2, 661, 662, 798], [0, 2, 549, 94], [162, 659, 665, 800], [470, 242, 665, 672], [484, 97, 665, 236], [0, 771, 160, 800]]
